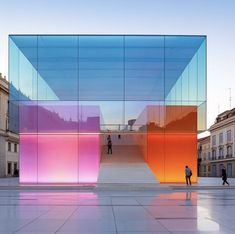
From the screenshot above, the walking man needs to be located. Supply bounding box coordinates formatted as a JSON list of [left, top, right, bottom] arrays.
[[221, 167, 230, 185]]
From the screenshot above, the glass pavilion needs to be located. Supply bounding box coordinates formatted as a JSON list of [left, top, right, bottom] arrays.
[[9, 35, 206, 183]]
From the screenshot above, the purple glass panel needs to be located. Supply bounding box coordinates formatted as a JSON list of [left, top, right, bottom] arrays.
[[38, 101, 78, 133], [79, 105, 100, 133], [19, 101, 38, 133]]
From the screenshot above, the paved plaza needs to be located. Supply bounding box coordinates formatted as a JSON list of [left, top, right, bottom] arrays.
[[0, 178, 234, 233]]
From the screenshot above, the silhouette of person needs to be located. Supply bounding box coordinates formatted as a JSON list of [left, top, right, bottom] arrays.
[[185, 165, 192, 186], [221, 167, 230, 185], [107, 135, 111, 141], [107, 139, 112, 154]]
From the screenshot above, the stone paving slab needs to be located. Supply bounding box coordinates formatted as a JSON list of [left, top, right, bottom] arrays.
[[0, 177, 234, 191], [0, 184, 234, 233]]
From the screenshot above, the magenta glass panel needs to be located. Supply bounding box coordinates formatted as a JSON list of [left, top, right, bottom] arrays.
[[19, 102, 38, 133], [37, 134, 79, 183], [38, 101, 78, 133], [78, 105, 100, 183], [20, 134, 37, 183], [78, 134, 100, 183]]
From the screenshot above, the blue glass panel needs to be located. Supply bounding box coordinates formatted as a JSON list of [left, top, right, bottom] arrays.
[[188, 53, 198, 101], [165, 36, 204, 48], [9, 38, 19, 101], [79, 36, 124, 101], [10, 36, 38, 101], [181, 66, 189, 101], [198, 40, 206, 101], [198, 101, 207, 132], [38, 35, 78, 100], [125, 36, 164, 101], [165, 36, 204, 99], [19, 51, 37, 100], [175, 76, 182, 102]]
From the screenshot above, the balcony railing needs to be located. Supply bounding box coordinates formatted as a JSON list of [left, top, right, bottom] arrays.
[[226, 154, 233, 158]]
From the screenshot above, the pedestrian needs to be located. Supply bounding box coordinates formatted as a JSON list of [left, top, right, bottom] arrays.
[[107, 135, 111, 142], [221, 167, 230, 186], [185, 165, 192, 186], [107, 139, 112, 154]]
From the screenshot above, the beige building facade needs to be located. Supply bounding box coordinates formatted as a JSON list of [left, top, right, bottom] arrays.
[[198, 136, 211, 177], [198, 108, 235, 177], [0, 73, 19, 177]]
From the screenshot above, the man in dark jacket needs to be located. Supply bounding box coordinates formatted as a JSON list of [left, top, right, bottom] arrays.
[[222, 167, 230, 185]]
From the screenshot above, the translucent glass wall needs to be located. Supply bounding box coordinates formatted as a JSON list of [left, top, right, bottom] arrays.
[[9, 35, 206, 183]]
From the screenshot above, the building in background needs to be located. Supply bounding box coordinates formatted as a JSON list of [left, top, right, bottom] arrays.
[[0, 73, 19, 177], [198, 136, 210, 177], [198, 108, 235, 177], [210, 109, 235, 177]]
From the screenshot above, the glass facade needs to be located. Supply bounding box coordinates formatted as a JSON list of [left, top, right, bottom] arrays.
[[9, 35, 206, 183]]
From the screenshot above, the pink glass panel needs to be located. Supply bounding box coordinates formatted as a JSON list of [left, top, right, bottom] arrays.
[[37, 134, 79, 183], [20, 134, 37, 183], [78, 134, 100, 183], [19, 103, 100, 184]]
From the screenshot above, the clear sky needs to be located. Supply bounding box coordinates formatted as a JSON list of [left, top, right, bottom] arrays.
[[0, 0, 235, 130]]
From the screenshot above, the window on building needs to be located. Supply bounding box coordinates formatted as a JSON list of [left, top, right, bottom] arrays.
[[227, 145, 232, 157], [7, 162, 11, 175], [219, 147, 224, 158], [14, 144, 17, 153], [13, 163, 18, 176], [204, 165, 206, 173], [8, 142, 11, 152], [203, 153, 206, 160], [212, 164, 217, 176], [212, 149, 216, 160], [227, 130, 232, 142], [208, 152, 211, 160], [13, 163, 17, 172], [219, 164, 224, 176], [219, 132, 223, 144], [208, 165, 211, 172], [212, 135, 216, 146], [227, 163, 232, 177]]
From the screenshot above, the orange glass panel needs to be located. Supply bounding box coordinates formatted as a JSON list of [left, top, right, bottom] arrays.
[[164, 133, 197, 182], [147, 133, 165, 182], [146, 105, 197, 183]]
